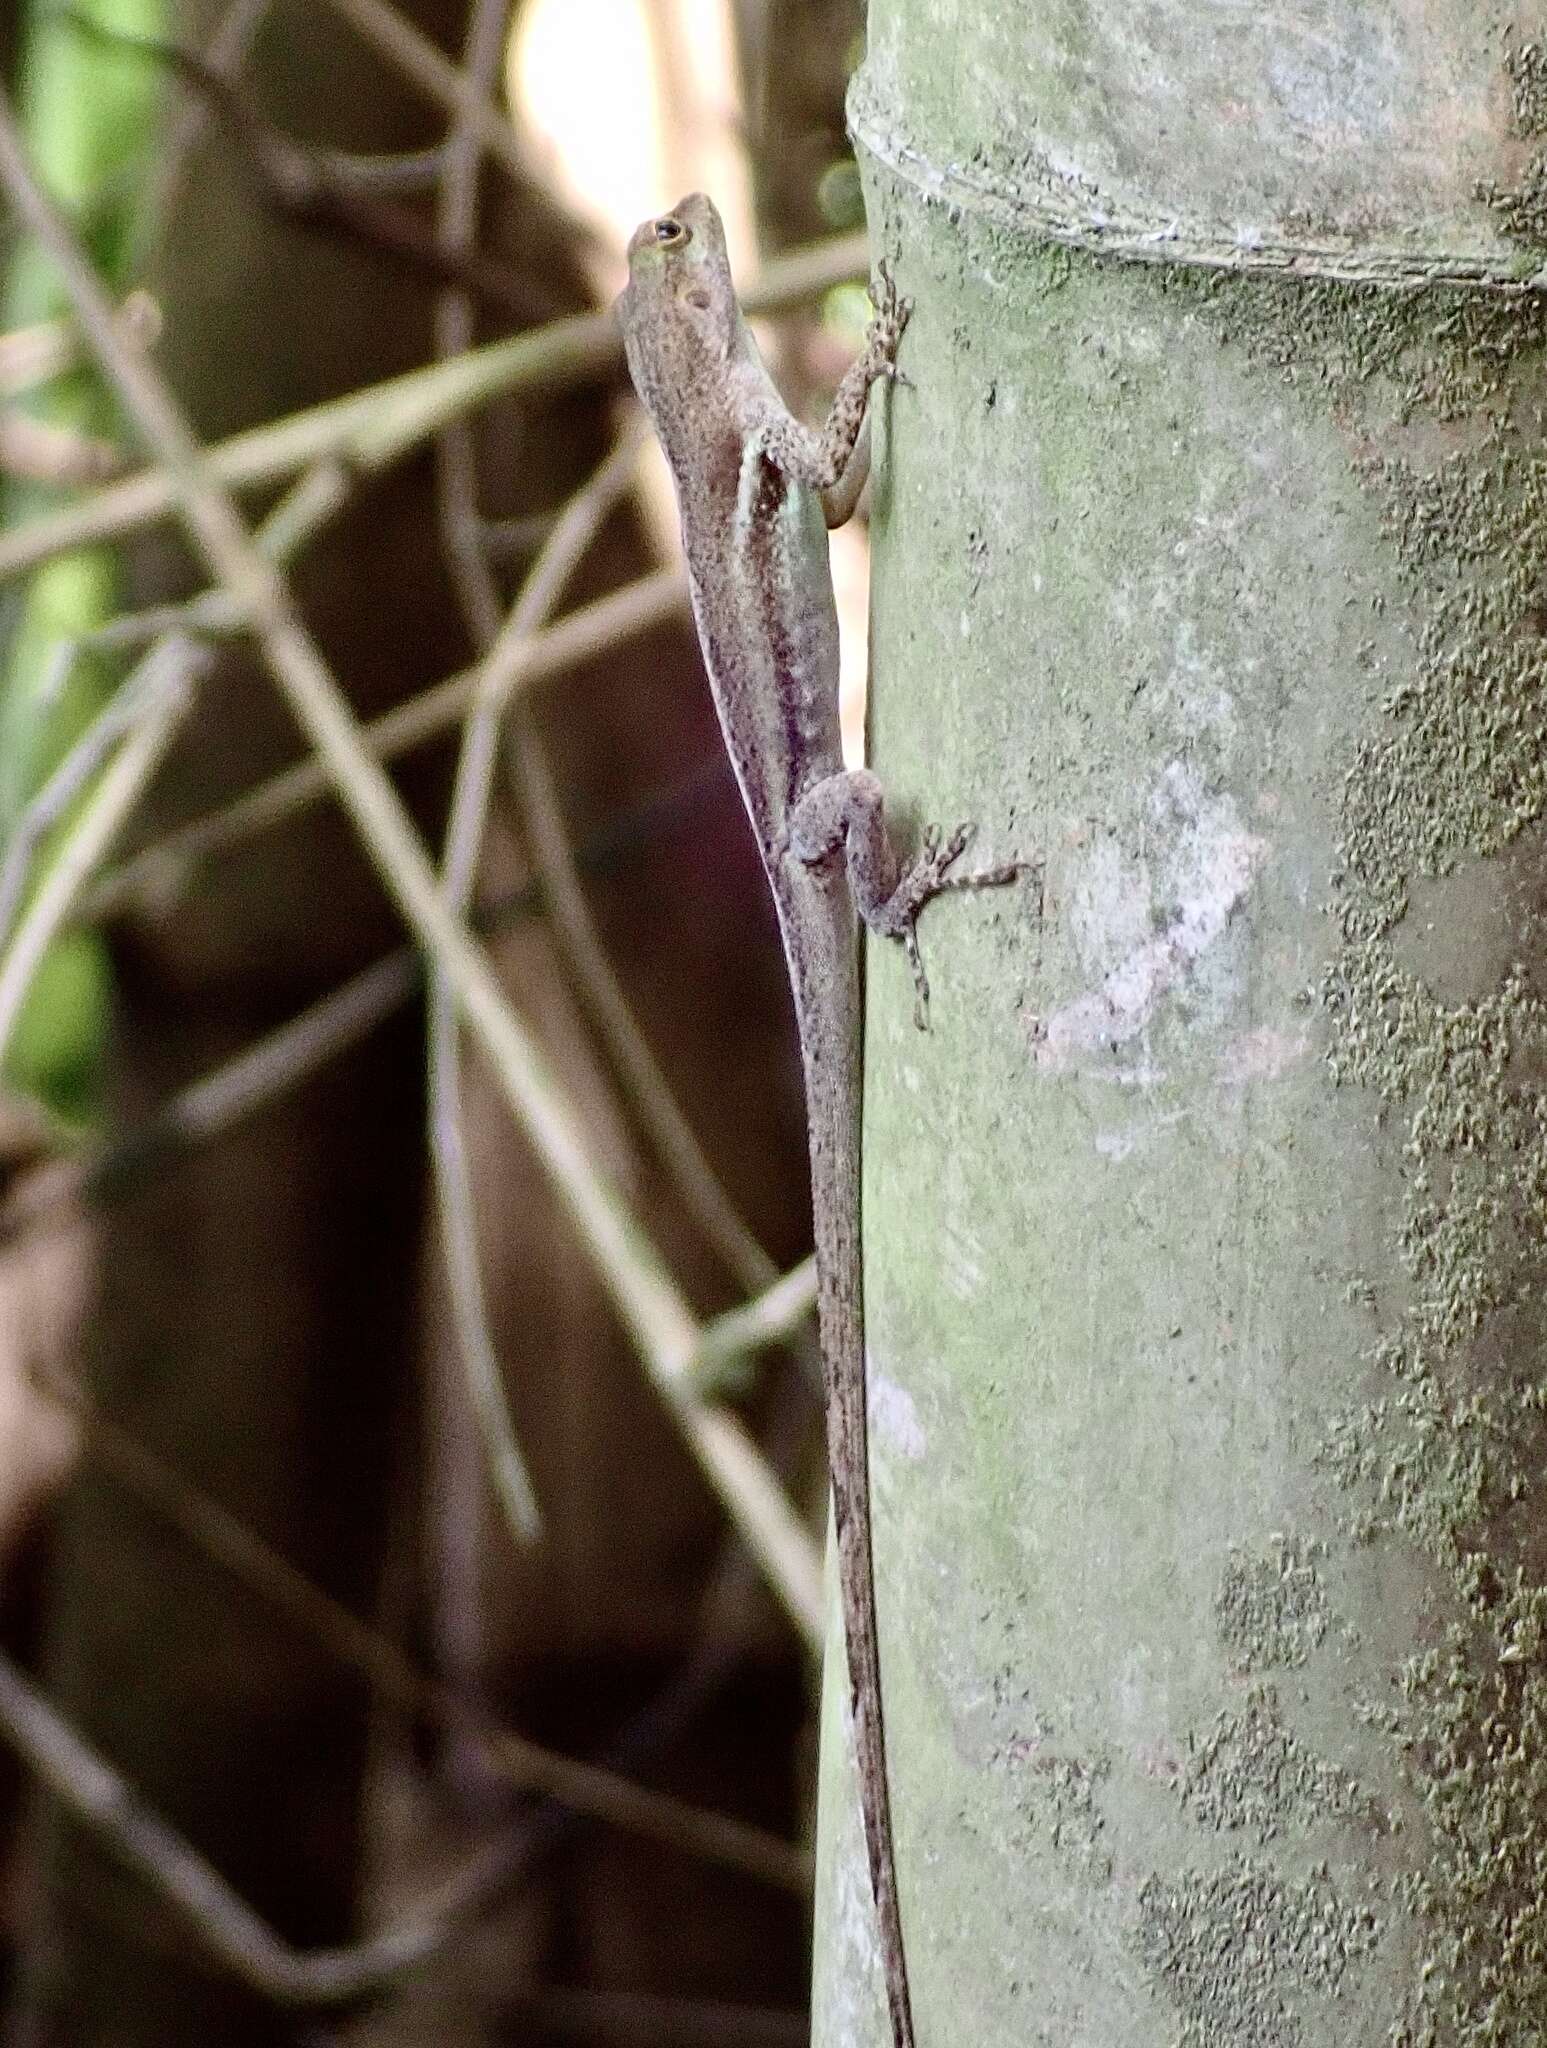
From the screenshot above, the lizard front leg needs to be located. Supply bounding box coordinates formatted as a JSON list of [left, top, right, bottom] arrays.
[[788, 768, 1024, 1027], [745, 264, 911, 505]]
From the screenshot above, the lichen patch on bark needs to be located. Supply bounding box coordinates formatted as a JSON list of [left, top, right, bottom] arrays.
[[1215, 1537, 1335, 1673], [1181, 247, 1547, 2045], [1135, 1860, 1381, 2048], [1179, 1688, 1375, 1847]]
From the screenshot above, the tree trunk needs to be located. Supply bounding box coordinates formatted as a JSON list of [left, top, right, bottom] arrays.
[[819, 5, 1547, 2043]]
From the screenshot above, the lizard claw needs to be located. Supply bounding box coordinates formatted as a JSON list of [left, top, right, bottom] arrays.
[[910, 822, 972, 891]]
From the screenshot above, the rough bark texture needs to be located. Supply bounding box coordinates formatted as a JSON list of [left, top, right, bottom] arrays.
[[817, 5, 1547, 2044]]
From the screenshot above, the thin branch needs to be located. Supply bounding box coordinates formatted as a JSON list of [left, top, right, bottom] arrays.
[[0, 315, 83, 396], [0, 293, 160, 399], [80, 567, 688, 925], [84, 455, 357, 651], [489, 592, 778, 1298], [476, 507, 553, 563], [692, 1258, 820, 1397], [106, 948, 409, 1148], [0, 657, 167, 944], [0, 1631, 804, 2007], [150, 0, 274, 233], [427, 1050, 541, 1551], [81, 591, 246, 649], [0, 639, 205, 1071], [0, 310, 618, 581], [432, 0, 512, 648], [386, 1612, 790, 1990], [424, 0, 540, 1572], [1, 457, 352, 961], [0, 1649, 323, 2002], [0, 232, 869, 582], [30, 1365, 809, 1897], [251, 451, 358, 558], [427, 1056, 541, 1547], [317, 0, 558, 227], [0, 950, 416, 1254], [427, 428, 648, 1554], [298, 1599, 783, 2011], [310, 140, 451, 195], [440, 434, 648, 897], [0, 410, 121, 486], [61, 10, 560, 322], [0, 82, 823, 1642], [506, 715, 778, 1296], [0, 767, 728, 1260]]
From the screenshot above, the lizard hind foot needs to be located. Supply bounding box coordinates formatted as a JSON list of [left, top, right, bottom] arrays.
[[890, 823, 1027, 1030], [897, 821, 973, 911], [887, 826, 968, 1032]]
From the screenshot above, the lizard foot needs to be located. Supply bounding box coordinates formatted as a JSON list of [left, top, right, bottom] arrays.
[[866, 260, 912, 380], [887, 825, 1029, 1030]]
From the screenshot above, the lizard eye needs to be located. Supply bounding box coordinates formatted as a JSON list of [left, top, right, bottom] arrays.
[[653, 216, 690, 247]]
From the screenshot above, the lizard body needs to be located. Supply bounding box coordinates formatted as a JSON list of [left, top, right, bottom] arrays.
[[617, 194, 1017, 2048]]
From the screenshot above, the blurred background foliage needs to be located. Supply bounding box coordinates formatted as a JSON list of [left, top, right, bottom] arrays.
[[2, 0, 169, 1122], [0, 3, 876, 2045]]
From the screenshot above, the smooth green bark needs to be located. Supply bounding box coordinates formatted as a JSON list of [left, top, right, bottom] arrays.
[[818, 6, 1547, 2044]]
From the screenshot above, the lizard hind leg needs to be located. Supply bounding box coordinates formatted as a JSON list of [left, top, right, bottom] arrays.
[[788, 769, 1024, 1028]]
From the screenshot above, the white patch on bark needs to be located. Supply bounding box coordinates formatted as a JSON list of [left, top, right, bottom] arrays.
[[869, 1370, 926, 1462], [1035, 761, 1267, 1076]]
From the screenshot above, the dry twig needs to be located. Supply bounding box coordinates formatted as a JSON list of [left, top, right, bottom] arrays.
[[0, 652, 176, 945], [28, 1364, 810, 1898], [0, 79, 823, 1640], [0, 232, 868, 582], [0, 768, 726, 1260], [0, 1620, 804, 2006], [693, 1259, 821, 1397], [422, 0, 555, 1574], [429, 429, 647, 1553], [79, 567, 688, 924], [0, 638, 206, 1071], [319, 0, 555, 212]]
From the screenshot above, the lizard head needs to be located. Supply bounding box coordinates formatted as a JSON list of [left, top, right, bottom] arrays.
[[617, 192, 739, 396]]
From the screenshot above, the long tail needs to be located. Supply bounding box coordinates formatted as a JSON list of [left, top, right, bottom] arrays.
[[822, 1200, 916, 2048], [787, 893, 916, 2048]]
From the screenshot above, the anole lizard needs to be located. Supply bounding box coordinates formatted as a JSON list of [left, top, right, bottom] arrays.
[[617, 194, 1020, 2048]]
